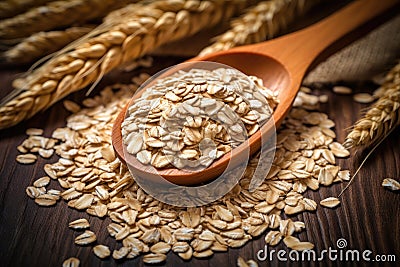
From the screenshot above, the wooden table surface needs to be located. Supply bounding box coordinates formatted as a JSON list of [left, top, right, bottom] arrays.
[[0, 2, 399, 267]]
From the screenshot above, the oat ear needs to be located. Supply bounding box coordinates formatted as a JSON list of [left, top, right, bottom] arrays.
[[344, 62, 400, 149], [3, 27, 94, 64], [199, 0, 321, 56], [0, 0, 247, 129]]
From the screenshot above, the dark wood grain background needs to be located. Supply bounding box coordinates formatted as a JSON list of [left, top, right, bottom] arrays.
[[0, 2, 399, 267]]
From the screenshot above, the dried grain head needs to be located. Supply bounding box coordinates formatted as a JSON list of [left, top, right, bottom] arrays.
[[0, 0, 247, 129]]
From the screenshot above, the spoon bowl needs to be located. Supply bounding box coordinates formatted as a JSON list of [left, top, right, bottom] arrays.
[[112, 59, 281, 186], [112, 0, 399, 186]]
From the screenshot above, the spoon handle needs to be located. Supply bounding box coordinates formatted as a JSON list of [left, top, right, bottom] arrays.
[[232, 0, 399, 80]]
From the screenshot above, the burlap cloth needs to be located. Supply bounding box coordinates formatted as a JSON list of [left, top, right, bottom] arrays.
[[303, 14, 400, 84], [153, 13, 400, 84]]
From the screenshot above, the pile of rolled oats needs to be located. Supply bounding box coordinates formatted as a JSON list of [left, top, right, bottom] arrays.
[[122, 68, 278, 169], [17, 72, 350, 264]]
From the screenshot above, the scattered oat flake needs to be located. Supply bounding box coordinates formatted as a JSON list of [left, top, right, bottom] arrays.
[[17, 145, 28, 153], [112, 246, 130, 260], [26, 186, 43, 198], [382, 178, 400, 191], [16, 154, 37, 164], [69, 218, 90, 230], [62, 257, 79, 267], [26, 128, 44, 136], [353, 93, 375, 104], [333, 86, 352, 94], [75, 230, 96, 245], [329, 142, 350, 158], [63, 100, 81, 113], [38, 148, 54, 158], [237, 256, 250, 267], [247, 260, 258, 267], [291, 241, 315, 251], [338, 170, 351, 181], [319, 95, 328, 103], [93, 245, 111, 259], [320, 197, 341, 208], [282, 235, 312, 250], [283, 236, 299, 248], [143, 253, 167, 264], [34, 198, 56, 206], [33, 176, 50, 187]]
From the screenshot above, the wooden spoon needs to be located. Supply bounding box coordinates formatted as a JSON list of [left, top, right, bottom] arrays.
[[112, 0, 399, 186]]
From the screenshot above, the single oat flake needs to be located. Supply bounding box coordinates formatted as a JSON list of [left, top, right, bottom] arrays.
[[75, 230, 97, 245], [62, 257, 80, 267], [69, 218, 90, 230], [320, 197, 341, 208], [16, 153, 37, 164], [332, 86, 352, 95], [353, 93, 375, 104], [93, 245, 111, 259], [382, 178, 400, 191]]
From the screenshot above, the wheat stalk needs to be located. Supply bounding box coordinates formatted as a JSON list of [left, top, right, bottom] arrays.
[[0, 0, 247, 129], [0, 0, 55, 19], [343, 62, 400, 149], [0, 0, 134, 39], [199, 0, 321, 56], [1, 26, 94, 64]]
